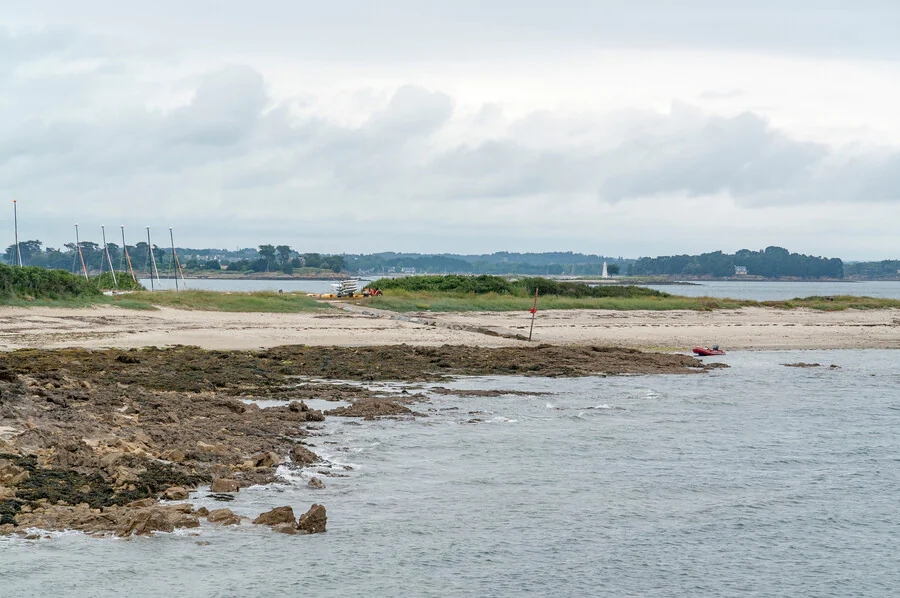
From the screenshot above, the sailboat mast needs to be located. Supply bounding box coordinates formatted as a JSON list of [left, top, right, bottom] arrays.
[[169, 228, 188, 289], [75, 224, 89, 281], [121, 226, 137, 283], [101, 226, 118, 290], [13, 200, 22, 267], [146, 227, 157, 291], [169, 228, 179, 292]]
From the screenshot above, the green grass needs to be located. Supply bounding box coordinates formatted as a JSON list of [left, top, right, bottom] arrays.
[[358, 290, 753, 312], [761, 295, 900, 311], [358, 290, 900, 313]]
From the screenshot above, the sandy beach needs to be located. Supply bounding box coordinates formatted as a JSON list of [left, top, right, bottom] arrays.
[[0, 304, 897, 351]]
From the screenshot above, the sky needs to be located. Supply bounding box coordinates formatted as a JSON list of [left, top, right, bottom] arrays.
[[2, 1, 899, 259]]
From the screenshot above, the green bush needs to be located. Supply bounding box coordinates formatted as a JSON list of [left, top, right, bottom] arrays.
[[374, 275, 668, 299], [95, 271, 145, 291], [0, 264, 101, 300]]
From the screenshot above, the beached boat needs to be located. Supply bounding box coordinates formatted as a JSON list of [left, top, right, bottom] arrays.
[[693, 346, 725, 356]]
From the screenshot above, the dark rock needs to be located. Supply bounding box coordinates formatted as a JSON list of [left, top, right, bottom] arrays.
[[252, 506, 295, 526], [297, 504, 326, 534], [307, 477, 325, 489], [289, 444, 318, 466]]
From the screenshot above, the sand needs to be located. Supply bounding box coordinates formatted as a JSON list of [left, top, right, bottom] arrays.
[[0, 306, 900, 350], [0, 304, 897, 351]]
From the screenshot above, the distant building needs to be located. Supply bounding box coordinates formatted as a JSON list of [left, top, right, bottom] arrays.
[[734, 265, 748, 275], [401, 267, 416, 274]]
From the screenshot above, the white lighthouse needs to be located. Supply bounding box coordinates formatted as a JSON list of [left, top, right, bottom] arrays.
[[601, 261, 609, 278]]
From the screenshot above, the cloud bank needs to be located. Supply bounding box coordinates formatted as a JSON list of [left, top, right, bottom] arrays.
[[1, 26, 899, 257]]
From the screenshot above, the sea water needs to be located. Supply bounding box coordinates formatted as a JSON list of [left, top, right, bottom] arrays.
[[2, 350, 898, 597]]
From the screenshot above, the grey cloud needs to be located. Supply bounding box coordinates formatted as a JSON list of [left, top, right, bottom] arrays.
[[164, 67, 269, 146], [3, 30, 900, 252]]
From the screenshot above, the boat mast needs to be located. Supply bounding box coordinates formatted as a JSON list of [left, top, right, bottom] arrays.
[[74, 224, 89, 281], [121, 226, 137, 283], [146, 227, 160, 291], [168, 227, 187, 291], [13, 200, 22, 267], [101, 226, 118, 291]]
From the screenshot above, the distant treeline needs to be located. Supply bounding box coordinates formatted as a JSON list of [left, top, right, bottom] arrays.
[[844, 260, 900, 279], [375, 275, 667, 298], [4, 239, 178, 274], [346, 252, 627, 275], [629, 247, 843, 279], [1, 241, 346, 275]]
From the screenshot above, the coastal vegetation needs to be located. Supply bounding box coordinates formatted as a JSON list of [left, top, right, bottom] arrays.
[[629, 246, 843, 278], [361, 275, 900, 312]]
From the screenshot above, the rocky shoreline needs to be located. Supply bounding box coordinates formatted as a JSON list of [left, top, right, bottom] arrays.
[[0, 344, 714, 538]]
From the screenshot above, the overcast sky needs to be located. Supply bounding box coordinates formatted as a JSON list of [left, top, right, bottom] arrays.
[[2, 1, 899, 259]]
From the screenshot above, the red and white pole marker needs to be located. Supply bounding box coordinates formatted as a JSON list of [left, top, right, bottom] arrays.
[[528, 287, 539, 341]]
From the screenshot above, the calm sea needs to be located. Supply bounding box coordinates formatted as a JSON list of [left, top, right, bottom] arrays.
[[640, 280, 900, 301], [2, 349, 898, 597]]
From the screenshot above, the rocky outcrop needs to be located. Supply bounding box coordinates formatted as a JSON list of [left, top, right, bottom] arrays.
[[163, 486, 190, 500], [297, 504, 327, 534], [115, 504, 200, 537], [12, 502, 199, 537], [210, 478, 240, 493], [326, 399, 412, 419], [307, 477, 325, 489], [206, 508, 240, 526], [249, 451, 281, 468], [289, 444, 319, 466], [252, 506, 295, 526]]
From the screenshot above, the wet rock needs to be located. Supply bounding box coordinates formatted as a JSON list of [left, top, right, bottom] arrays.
[[207, 508, 240, 526], [272, 522, 297, 535], [126, 498, 158, 509], [307, 477, 325, 489], [250, 451, 280, 468], [297, 504, 326, 534], [305, 409, 325, 422], [0, 485, 15, 499], [115, 505, 200, 537], [0, 460, 29, 485], [252, 506, 295, 526], [326, 399, 412, 418], [783, 362, 821, 368], [163, 486, 190, 501], [0, 365, 18, 383], [210, 478, 240, 493], [194, 506, 209, 516], [165, 450, 185, 463], [289, 444, 318, 466]]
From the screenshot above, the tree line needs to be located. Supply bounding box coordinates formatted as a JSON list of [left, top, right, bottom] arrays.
[[629, 247, 843, 279], [2, 241, 347, 275], [4, 239, 174, 274]]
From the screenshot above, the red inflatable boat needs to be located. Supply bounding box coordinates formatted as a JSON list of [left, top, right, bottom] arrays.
[[693, 346, 725, 356]]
